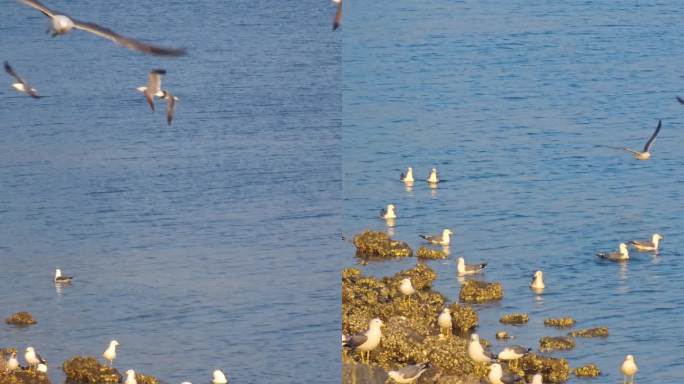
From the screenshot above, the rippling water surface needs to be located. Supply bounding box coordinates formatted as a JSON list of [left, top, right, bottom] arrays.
[[1, 1, 340, 383], [344, 1, 684, 382]]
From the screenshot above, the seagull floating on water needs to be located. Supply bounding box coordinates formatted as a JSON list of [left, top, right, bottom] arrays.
[[467, 334, 496, 363], [530, 270, 545, 290], [497, 345, 532, 361], [18, 0, 186, 56], [437, 308, 452, 336], [125, 370, 137, 384], [4, 62, 40, 98], [619, 120, 661, 160], [427, 168, 439, 184], [419, 229, 453, 246], [597, 243, 629, 262], [24, 347, 46, 368], [488, 363, 523, 384], [387, 362, 431, 384], [380, 204, 397, 219], [6, 351, 19, 371], [400, 167, 414, 183], [343, 318, 384, 364], [102, 340, 118, 366], [332, 0, 342, 30], [54, 268, 73, 283], [457, 257, 487, 276], [621, 355, 638, 384], [212, 370, 228, 384], [629, 233, 663, 252]]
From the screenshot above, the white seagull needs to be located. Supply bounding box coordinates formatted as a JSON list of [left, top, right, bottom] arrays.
[[162, 90, 179, 126], [437, 308, 452, 336], [6, 351, 19, 371], [419, 229, 453, 246], [342, 318, 384, 364], [212, 370, 228, 384], [530, 373, 543, 384], [332, 0, 342, 30], [457, 257, 487, 276], [4, 61, 40, 98], [488, 363, 523, 384], [54, 268, 73, 283], [24, 347, 46, 368], [629, 233, 663, 252], [597, 243, 629, 262], [620, 120, 661, 160], [137, 69, 166, 112], [621, 355, 638, 384], [400, 167, 414, 183], [530, 270, 545, 290], [497, 345, 532, 361], [399, 278, 415, 301], [102, 340, 118, 366], [125, 370, 137, 384], [380, 204, 397, 219], [467, 334, 496, 363], [387, 362, 431, 384], [18, 0, 186, 56], [427, 168, 439, 184], [37, 363, 48, 373]]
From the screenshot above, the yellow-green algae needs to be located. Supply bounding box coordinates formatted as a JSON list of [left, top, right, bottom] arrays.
[[499, 313, 528, 325], [352, 230, 413, 259], [5, 312, 37, 326], [539, 336, 576, 352], [447, 303, 478, 335], [458, 280, 503, 303], [133, 372, 160, 384], [416, 247, 448, 260], [573, 364, 601, 377], [62, 356, 121, 384], [495, 331, 511, 340], [0, 369, 51, 384], [512, 353, 570, 384], [544, 317, 576, 328], [568, 327, 608, 338]]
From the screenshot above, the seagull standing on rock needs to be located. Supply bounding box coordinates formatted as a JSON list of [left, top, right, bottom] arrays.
[[467, 334, 496, 363], [399, 278, 415, 302], [530, 373, 543, 384], [6, 352, 19, 371], [342, 318, 384, 364], [24, 347, 46, 368], [102, 340, 118, 366], [387, 362, 431, 384], [488, 363, 523, 384], [437, 308, 452, 337]]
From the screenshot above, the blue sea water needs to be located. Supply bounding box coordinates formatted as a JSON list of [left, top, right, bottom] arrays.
[[1, 1, 340, 383], [344, 1, 684, 382]]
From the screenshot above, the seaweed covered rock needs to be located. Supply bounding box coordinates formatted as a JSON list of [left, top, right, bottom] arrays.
[[5, 312, 37, 326], [384, 263, 437, 291], [62, 356, 121, 384], [458, 280, 503, 303], [568, 327, 608, 338], [416, 247, 448, 260], [495, 331, 511, 340], [516, 353, 570, 383], [132, 372, 160, 384], [447, 304, 478, 334], [499, 313, 528, 325], [0, 369, 51, 384], [544, 317, 575, 328], [573, 364, 601, 377], [539, 336, 575, 352], [353, 231, 413, 259]]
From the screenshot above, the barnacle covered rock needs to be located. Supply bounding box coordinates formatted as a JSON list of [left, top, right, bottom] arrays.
[[5, 312, 37, 326], [133, 372, 160, 384], [448, 304, 478, 334], [384, 263, 437, 291], [0, 369, 51, 384], [495, 331, 511, 340], [353, 230, 413, 259], [539, 336, 575, 352], [416, 247, 448, 260], [499, 313, 528, 325], [544, 317, 576, 328], [515, 353, 570, 383], [573, 364, 601, 377], [458, 280, 503, 303], [62, 356, 121, 384], [568, 327, 608, 338]]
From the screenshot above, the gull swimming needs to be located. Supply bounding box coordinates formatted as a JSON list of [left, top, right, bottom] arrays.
[[400, 167, 414, 183], [399, 278, 415, 301], [332, 0, 342, 30], [102, 340, 118, 366], [621, 355, 638, 384], [343, 318, 384, 364], [380, 204, 397, 219], [24, 347, 46, 368], [629, 233, 663, 252], [437, 308, 452, 336], [387, 362, 431, 384], [530, 270, 545, 290], [137, 69, 166, 112], [37, 363, 48, 373], [54, 268, 73, 283], [427, 168, 439, 184], [212, 370, 228, 384], [6, 351, 19, 371], [467, 334, 496, 363], [18, 0, 186, 56], [619, 120, 661, 160], [419, 229, 453, 246], [488, 363, 523, 384], [530, 373, 543, 384], [497, 346, 532, 361], [4, 62, 40, 98], [457, 257, 487, 276], [597, 243, 629, 262], [125, 370, 137, 384]]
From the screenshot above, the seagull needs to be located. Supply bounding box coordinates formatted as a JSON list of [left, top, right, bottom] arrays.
[[125, 370, 137, 384], [437, 308, 452, 337], [54, 268, 73, 283], [620, 120, 661, 160], [597, 243, 629, 262], [212, 370, 228, 384], [162, 90, 179, 126], [488, 363, 523, 384], [399, 278, 415, 301], [380, 204, 397, 219], [342, 318, 384, 364], [24, 347, 46, 368], [457, 257, 487, 276], [387, 362, 431, 384], [4, 61, 40, 98], [419, 229, 453, 246], [102, 340, 118, 366], [529, 373, 543, 384], [621, 355, 638, 384], [400, 167, 414, 183], [497, 346, 532, 361], [629, 233, 663, 252], [332, 0, 342, 30], [467, 334, 496, 363], [136, 69, 166, 112], [6, 351, 19, 371], [18, 0, 186, 56], [37, 363, 48, 373], [427, 168, 439, 184], [530, 270, 545, 290]]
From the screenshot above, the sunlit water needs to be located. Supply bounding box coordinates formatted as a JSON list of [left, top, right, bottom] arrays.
[[1, 1, 340, 383], [344, 1, 684, 382]]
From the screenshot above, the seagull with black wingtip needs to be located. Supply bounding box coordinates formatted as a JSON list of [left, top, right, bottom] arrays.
[[387, 362, 431, 384], [619, 120, 662, 160], [332, 0, 342, 30], [4, 61, 40, 98]]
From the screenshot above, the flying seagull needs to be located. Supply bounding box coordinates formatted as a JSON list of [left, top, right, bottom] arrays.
[[4, 61, 40, 98], [620, 120, 661, 160], [54, 268, 73, 283], [628, 233, 663, 252], [419, 229, 453, 246], [162, 90, 179, 126], [387, 362, 431, 384], [457, 257, 487, 276], [332, 0, 342, 30], [18, 0, 186, 56], [597, 243, 629, 262], [137, 69, 166, 112]]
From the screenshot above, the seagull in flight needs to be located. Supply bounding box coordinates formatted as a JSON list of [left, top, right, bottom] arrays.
[[162, 90, 179, 126], [137, 69, 166, 112], [332, 0, 342, 30], [619, 120, 661, 160], [18, 0, 186, 56], [4, 61, 40, 98]]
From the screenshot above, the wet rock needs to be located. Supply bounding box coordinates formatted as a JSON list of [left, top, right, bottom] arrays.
[[416, 247, 448, 260], [573, 364, 601, 377], [495, 331, 511, 340], [499, 313, 528, 325], [515, 353, 570, 383], [5, 312, 37, 326], [342, 362, 387, 384], [447, 304, 478, 334], [568, 327, 608, 338], [544, 317, 575, 328], [62, 356, 121, 384], [0, 369, 51, 384], [458, 280, 503, 303], [353, 231, 413, 259], [539, 336, 575, 352]]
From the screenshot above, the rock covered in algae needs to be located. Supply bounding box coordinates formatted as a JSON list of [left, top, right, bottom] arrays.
[[573, 364, 601, 377], [515, 353, 570, 383], [458, 280, 503, 303], [447, 304, 478, 334], [568, 327, 608, 338], [383, 263, 437, 291], [499, 313, 528, 325], [544, 317, 576, 328], [5, 312, 37, 326], [539, 336, 575, 352], [0, 369, 51, 384], [132, 372, 160, 384], [353, 230, 413, 259], [62, 356, 121, 384], [495, 331, 511, 340], [416, 246, 448, 260]]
